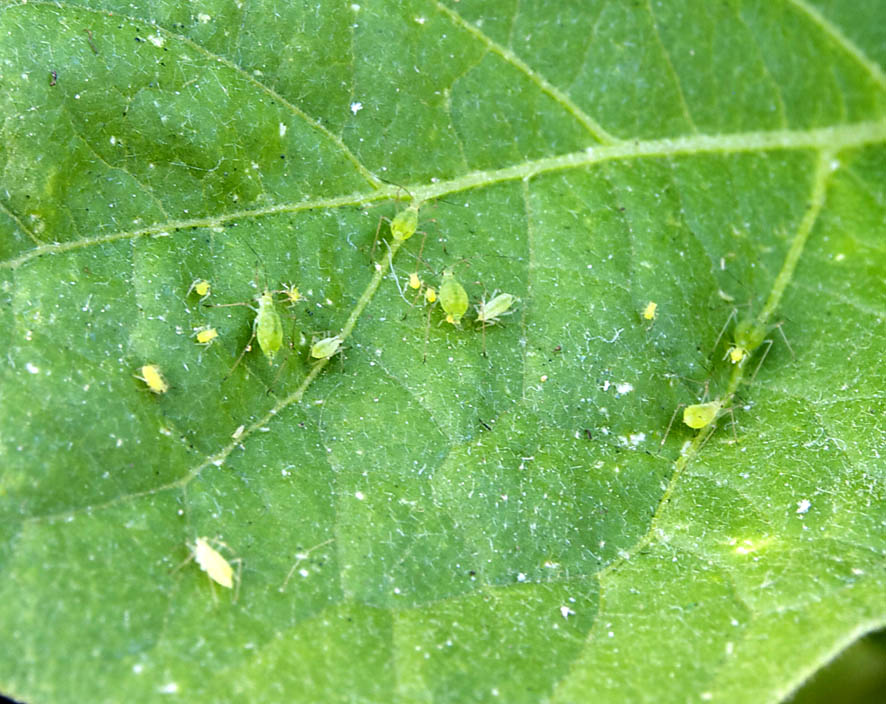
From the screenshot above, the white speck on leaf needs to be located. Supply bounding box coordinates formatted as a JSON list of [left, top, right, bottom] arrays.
[[796, 499, 811, 514], [560, 606, 575, 619], [350, 101, 363, 115], [25, 362, 40, 374]]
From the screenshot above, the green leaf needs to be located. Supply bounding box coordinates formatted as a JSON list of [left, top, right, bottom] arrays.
[[1, 1, 884, 702]]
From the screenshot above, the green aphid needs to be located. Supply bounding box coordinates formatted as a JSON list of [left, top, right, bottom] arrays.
[[254, 290, 284, 364], [439, 269, 468, 325], [310, 335, 343, 360], [390, 201, 421, 241], [475, 292, 517, 325], [682, 400, 723, 429]]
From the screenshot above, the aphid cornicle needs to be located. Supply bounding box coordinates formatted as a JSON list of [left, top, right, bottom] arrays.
[[439, 269, 469, 325], [135, 364, 168, 394]]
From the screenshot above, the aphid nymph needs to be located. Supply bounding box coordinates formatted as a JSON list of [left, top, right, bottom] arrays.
[[475, 292, 517, 325], [135, 364, 169, 394], [642, 301, 657, 321], [176, 536, 242, 603], [194, 326, 219, 346], [188, 278, 211, 301], [310, 334, 343, 360]]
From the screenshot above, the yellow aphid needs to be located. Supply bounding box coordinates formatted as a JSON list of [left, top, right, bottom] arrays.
[[193, 537, 234, 589], [311, 335, 343, 360], [408, 272, 422, 290], [425, 287, 437, 304], [683, 400, 722, 429], [282, 283, 303, 305], [135, 364, 168, 394], [195, 327, 219, 345], [728, 346, 746, 364], [188, 279, 211, 299], [643, 301, 657, 320]]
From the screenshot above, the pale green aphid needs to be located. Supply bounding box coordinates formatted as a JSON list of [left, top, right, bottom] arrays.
[[661, 393, 735, 447], [439, 268, 469, 325], [212, 288, 284, 376], [254, 290, 284, 364], [311, 335, 343, 360], [475, 292, 517, 325], [726, 318, 767, 366], [390, 201, 421, 241]]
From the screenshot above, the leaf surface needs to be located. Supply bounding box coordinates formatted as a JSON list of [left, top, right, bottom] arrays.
[[1, 1, 885, 702]]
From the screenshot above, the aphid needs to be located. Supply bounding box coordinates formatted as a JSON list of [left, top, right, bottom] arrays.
[[194, 326, 219, 346], [475, 291, 518, 357], [408, 272, 422, 290], [724, 318, 766, 366], [188, 278, 211, 300], [475, 292, 517, 325], [213, 289, 284, 374], [389, 200, 422, 241], [714, 310, 793, 379], [661, 394, 735, 447], [135, 364, 168, 394], [370, 192, 428, 266], [311, 335, 343, 360], [683, 400, 723, 429], [180, 536, 242, 602], [439, 268, 468, 325], [643, 301, 657, 321], [281, 282, 304, 306], [425, 287, 437, 304]]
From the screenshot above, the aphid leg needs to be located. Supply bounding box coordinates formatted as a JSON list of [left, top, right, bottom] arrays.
[[481, 315, 488, 358], [423, 304, 433, 363], [370, 214, 392, 262], [224, 328, 257, 381], [230, 557, 243, 604], [711, 308, 737, 359], [776, 322, 794, 358], [726, 406, 738, 444], [749, 339, 773, 383], [660, 404, 685, 447]]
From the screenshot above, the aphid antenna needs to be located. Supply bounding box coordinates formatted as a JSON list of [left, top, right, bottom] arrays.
[[659, 403, 685, 447], [240, 238, 275, 294], [279, 538, 335, 593], [745, 320, 793, 383]]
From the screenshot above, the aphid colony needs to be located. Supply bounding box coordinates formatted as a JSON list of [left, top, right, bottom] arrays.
[[134, 197, 519, 396], [659, 306, 792, 446]]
